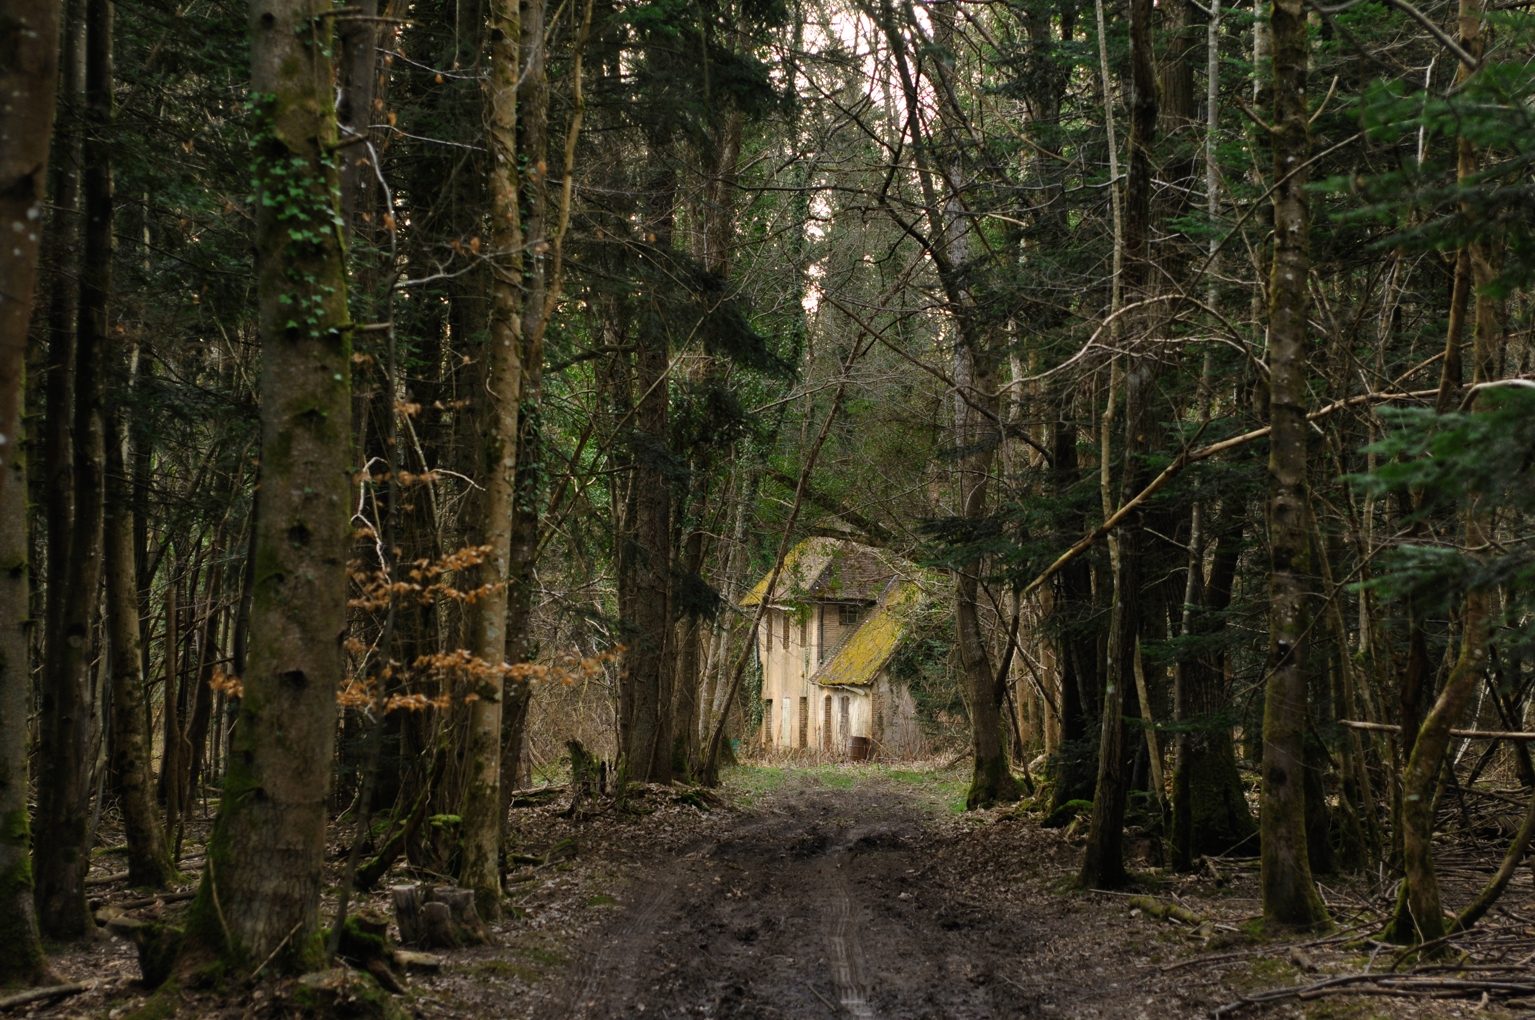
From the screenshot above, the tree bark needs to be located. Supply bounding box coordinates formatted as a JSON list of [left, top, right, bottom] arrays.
[[104, 350, 172, 883], [501, 0, 552, 815], [617, 166, 676, 786], [1081, 0, 1157, 890], [0, 401, 47, 981], [35, 0, 111, 937], [177, 0, 352, 970], [1259, 0, 1328, 930], [458, 0, 525, 919], [0, 0, 62, 519], [1388, 0, 1500, 946]]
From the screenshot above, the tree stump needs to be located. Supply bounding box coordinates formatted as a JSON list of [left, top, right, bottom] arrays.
[[390, 884, 489, 948], [337, 910, 405, 993], [564, 739, 603, 817]]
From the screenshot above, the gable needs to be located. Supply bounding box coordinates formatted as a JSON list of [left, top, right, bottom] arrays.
[[740, 538, 897, 608], [810, 581, 921, 688]]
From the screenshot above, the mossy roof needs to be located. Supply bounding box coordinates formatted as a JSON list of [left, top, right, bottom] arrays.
[[810, 581, 921, 689], [739, 538, 894, 608]]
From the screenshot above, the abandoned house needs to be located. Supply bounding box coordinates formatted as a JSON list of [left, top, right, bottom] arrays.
[[742, 538, 926, 759]]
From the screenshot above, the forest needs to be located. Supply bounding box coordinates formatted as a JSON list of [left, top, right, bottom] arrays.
[[1, 0, 1534, 1012]]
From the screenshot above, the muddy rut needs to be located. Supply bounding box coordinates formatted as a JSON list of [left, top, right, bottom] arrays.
[[545, 781, 1059, 1020]]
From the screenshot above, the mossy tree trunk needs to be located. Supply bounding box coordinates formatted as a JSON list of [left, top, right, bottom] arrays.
[[177, 0, 352, 971], [458, 0, 525, 920], [500, 0, 555, 811], [1259, 0, 1328, 930]]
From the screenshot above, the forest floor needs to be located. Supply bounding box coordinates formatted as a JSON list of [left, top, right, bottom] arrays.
[[13, 761, 1535, 1019]]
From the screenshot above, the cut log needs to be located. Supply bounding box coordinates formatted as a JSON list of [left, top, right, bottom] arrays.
[[431, 886, 489, 944], [391, 884, 424, 946], [420, 902, 459, 948]]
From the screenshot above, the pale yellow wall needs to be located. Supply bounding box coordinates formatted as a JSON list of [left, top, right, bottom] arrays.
[[758, 605, 878, 753]]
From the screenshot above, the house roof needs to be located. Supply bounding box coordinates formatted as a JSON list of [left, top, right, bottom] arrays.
[[810, 581, 921, 689], [739, 538, 895, 608]]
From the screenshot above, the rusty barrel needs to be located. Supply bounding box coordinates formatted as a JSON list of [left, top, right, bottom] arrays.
[[847, 736, 871, 761]]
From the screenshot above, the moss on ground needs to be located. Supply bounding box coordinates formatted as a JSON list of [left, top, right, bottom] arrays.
[[722, 762, 969, 814]]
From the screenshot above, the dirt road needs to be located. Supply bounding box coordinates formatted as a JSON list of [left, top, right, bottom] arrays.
[[419, 769, 1521, 1019], [539, 776, 1125, 1020]]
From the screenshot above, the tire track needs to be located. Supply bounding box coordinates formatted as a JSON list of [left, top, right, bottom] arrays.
[[559, 860, 681, 1017], [824, 851, 877, 1019]]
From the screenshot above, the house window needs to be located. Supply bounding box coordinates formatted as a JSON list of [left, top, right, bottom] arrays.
[[764, 700, 773, 746], [799, 696, 808, 748], [765, 616, 773, 652], [782, 614, 789, 647], [840, 696, 850, 742], [839, 604, 862, 627], [823, 696, 833, 752]]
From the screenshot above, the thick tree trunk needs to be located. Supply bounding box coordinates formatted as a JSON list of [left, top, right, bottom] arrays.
[[35, 0, 111, 936], [0, 0, 62, 519], [500, 0, 551, 810], [1259, 0, 1328, 930], [334, 0, 379, 227], [0, 357, 47, 983], [458, 0, 525, 919], [617, 167, 676, 786], [177, 0, 352, 971]]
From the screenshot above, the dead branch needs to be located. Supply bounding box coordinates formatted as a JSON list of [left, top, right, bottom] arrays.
[[1341, 720, 1535, 742], [0, 983, 92, 1012], [1212, 971, 1535, 1017]]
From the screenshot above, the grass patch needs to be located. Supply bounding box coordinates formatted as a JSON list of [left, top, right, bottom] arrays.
[[520, 945, 568, 967], [585, 892, 618, 908], [878, 765, 969, 814], [472, 941, 570, 985], [721, 760, 970, 814], [1228, 953, 1294, 993]]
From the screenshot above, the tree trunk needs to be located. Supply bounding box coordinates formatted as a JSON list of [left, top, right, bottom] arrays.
[[458, 0, 525, 919], [177, 0, 352, 970], [1388, 0, 1500, 946], [35, 0, 111, 936], [160, 558, 182, 846], [0, 0, 62, 520], [105, 350, 173, 887], [334, 0, 380, 227], [1259, 0, 1328, 930], [1081, 0, 1157, 890], [500, 0, 552, 812], [1172, 512, 1254, 866], [0, 281, 48, 980], [617, 166, 676, 786]]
